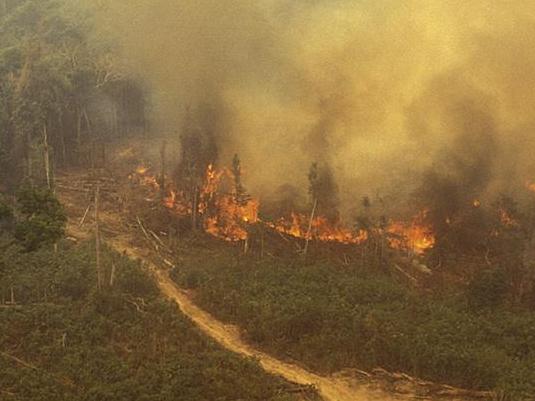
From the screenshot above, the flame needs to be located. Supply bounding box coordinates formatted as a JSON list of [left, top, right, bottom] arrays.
[[387, 211, 435, 255], [270, 213, 368, 244], [136, 165, 149, 175], [473, 199, 481, 208], [527, 182, 535, 193], [131, 163, 435, 254], [134, 163, 160, 190]]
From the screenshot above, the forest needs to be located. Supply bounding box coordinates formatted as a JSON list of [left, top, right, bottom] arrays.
[[2, 1, 535, 401]]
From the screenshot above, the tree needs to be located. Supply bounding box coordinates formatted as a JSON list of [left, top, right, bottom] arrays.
[[308, 161, 339, 222], [0, 0, 146, 189], [0, 196, 13, 230], [175, 105, 219, 230], [231, 153, 251, 206], [13, 186, 66, 251]]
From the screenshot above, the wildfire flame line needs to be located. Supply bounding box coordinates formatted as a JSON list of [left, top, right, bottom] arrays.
[[132, 163, 435, 254]]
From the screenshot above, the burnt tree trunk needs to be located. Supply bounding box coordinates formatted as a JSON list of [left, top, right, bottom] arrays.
[[95, 185, 102, 291], [303, 198, 318, 256]]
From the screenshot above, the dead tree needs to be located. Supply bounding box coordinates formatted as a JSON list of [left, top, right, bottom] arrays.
[[159, 140, 167, 200], [95, 185, 102, 290], [43, 123, 51, 190]]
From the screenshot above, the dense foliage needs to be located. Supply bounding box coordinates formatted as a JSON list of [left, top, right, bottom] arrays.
[[0, 240, 303, 401], [13, 186, 67, 250], [172, 243, 535, 401], [0, 0, 146, 190]]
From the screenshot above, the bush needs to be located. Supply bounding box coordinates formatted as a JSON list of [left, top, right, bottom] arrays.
[[467, 268, 509, 309], [14, 187, 66, 251]]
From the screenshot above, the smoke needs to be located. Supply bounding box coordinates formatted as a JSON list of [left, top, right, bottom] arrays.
[[86, 0, 535, 216]]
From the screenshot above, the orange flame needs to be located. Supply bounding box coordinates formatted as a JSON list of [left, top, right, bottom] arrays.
[[134, 163, 160, 190], [387, 211, 435, 255], [270, 213, 368, 244], [131, 163, 435, 253]]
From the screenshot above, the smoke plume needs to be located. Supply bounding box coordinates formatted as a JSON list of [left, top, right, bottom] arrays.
[[86, 0, 535, 216]]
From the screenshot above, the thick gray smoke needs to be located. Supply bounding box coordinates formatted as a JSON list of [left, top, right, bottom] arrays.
[[87, 0, 535, 216]]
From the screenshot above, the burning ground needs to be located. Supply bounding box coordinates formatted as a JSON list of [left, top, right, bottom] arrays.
[[130, 159, 436, 256]]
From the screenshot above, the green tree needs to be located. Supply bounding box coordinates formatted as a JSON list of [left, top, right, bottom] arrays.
[[14, 186, 66, 250]]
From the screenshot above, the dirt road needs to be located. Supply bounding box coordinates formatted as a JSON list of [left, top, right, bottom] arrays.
[[109, 239, 397, 401]]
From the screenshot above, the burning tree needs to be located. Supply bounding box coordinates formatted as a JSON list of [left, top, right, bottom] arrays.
[[174, 106, 218, 230], [308, 162, 339, 223], [231, 153, 251, 207]]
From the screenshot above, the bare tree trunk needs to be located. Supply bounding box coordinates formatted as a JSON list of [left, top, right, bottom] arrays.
[[59, 112, 66, 165], [191, 186, 198, 230], [110, 263, 116, 287], [260, 226, 265, 260], [123, 84, 129, 135], [43, 123, 51, 190], [243, 237, 249, 255], [83, 107, 92, 136], [303, 198, 318, 256], [10, 285, 15, 304], [26, 130, 33, 186], [160, 140, 166, 199], [111, 103, 118, 136], [76, 105, 82, 162], [95, 185, 102, 291]]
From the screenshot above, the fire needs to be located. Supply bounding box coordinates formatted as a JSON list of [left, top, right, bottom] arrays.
[[134, 163, 160, 190], [270, 213, 368, 244], [204, 196, 259, 241], [198, 165, 259, 241], [387, 211, 435, 255], [130, 163, 435, 255], [136, 165, 149, 175], [527, 182, 535, 193]]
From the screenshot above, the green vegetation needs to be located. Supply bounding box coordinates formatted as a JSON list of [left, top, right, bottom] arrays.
[[0, 191, 305, 401], [0, 0, 146, 190], [13, 186, 67, 251], [0, 238, 306, 401], [171, 242, 535, 400]]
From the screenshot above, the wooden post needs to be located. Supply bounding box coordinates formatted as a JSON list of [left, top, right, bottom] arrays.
[[191, 186, 198, 230], [303, 198, 318, 256], [160, 140, 167, 199], [260, 226, 265, 260], [26, 130, 33, 187], [76, 105, 82, 159], [109, 263, 116, 287], [95, 185, 102, 290], [43, 123, 51, 190]]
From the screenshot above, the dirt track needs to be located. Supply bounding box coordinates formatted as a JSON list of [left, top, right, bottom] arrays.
[[109, 239, 397, 401]]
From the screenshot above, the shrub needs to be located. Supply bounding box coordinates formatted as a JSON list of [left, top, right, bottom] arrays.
[[467, 268, 509, 309]]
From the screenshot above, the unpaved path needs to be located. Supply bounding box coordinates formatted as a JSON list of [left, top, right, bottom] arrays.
[[109, 239, 393, 401], [109, 237, 490, 401]]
